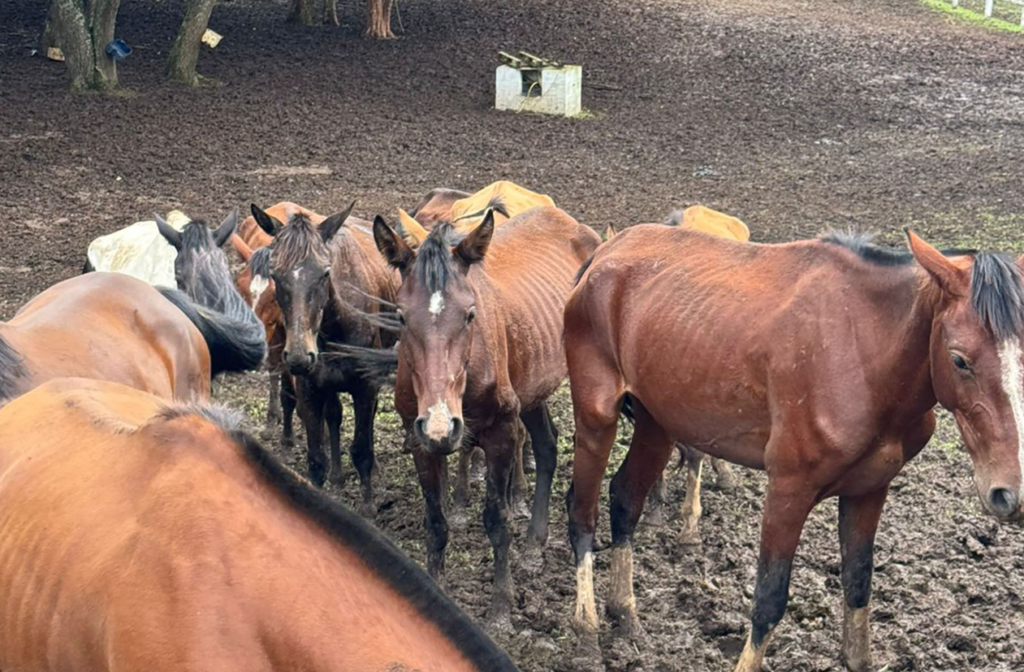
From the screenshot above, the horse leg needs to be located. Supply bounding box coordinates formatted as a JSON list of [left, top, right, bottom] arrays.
[[411, 432, 449, 585], [263, 372, 282, 438], [281, 372, 297, 448], [478, 415, 519, 632], [297, 380, 328, 487], [644, 454, 671, 528], [512, 418, 531, 520], [325, 392, 344, 486], [567, 391, 622, 656], [349, 385, 379, 517], [607, 403, 674, 639], [734, 476, 816, 672], [451, 445, 473, 529], [523, 402, 558, 550], [678, 445, 705, 546], [713, 457, 737, 491], [839, 487, 888, 672]]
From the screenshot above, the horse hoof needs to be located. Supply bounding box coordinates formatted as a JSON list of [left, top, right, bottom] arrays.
[[449, 507, 468, 531], [359, 501, 376, 519], [259, 426, 275, 441], [486, 607, 514, 634], [610, 613, 646, 645], [677, 526, 702, 548], [521, 542, 544, 573], [643, 507, 667, 528], [328, 471, 346, 487], [569, 631, 602, 671], [281, 435, 294, 449], [512, 499, 531, 521], [716, 474, 737, 492]]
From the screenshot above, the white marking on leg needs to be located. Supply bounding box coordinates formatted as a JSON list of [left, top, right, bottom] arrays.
[[842, 604, 872, 672], [734, 632, 768, 672], [998, 339, 1024, 502], [574, 551, 598, 631], [429, 291, 445, 320], [608, 545, 636, 619]]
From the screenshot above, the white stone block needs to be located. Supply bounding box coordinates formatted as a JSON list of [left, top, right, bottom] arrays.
[[495, 64, 582, 117]]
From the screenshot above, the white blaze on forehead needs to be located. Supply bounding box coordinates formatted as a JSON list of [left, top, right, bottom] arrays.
[[429, 291, 445, 318], [250, 275, 269, 305], [998, 338, 1024, 498]]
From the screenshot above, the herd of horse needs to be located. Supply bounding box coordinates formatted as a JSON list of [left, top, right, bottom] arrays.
[[1, 178, 1023, 672]]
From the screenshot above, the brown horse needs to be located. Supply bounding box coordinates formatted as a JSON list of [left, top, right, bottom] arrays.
[[0, 272, 260, 407], [233, 202, 326, 440], [250, 203, 399, 514], [405, 187, 470, 230], [566, 226, 1024, 672], [372, 206, 601, 629], [0, 377, 519, 672]]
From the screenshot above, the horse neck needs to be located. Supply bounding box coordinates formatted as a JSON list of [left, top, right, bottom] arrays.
[[0, 324, 28, 404], [323, 230, 393, 344], [194, 254, 263, 335]]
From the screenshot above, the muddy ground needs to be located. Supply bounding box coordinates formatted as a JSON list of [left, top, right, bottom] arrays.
[[3, 0, 1024, 669]]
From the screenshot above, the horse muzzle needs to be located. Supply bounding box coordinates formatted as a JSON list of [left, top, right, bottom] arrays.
[[984, 486, 1021, 521], [285, 350, 317, 375], [413, 413, 464, 456]]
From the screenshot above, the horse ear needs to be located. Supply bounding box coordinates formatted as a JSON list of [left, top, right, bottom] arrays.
[[454, 209, 495, 267], [398, 208, 429, 247], [320, 200, 356, 243], [906, 229, 968, 296], [604, 223, 618, 241], [231, 234, 254, 263], [250, 203, 283, 237], [214, 208, 240, 248], [373, 215, 414, 271], [153, 212, 182, 249]]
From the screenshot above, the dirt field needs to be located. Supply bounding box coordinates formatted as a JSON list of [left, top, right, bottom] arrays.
[[3, 0, 1024, 670]]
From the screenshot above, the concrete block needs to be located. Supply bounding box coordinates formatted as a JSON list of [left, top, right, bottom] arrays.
[[495, 64, 582, 117]]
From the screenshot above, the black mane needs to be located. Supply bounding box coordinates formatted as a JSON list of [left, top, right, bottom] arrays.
[[229, 429, 519, 671], [272, 214, 330, 271], [180, 219, 213, 250], [414, 222, 465, 293], [822, 230, 1024, 340], [249, 246, 273, 280], [0, 334, 26, 403]]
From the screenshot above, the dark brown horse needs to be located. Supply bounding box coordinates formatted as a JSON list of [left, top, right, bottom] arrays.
[[566, 226, 1024, 672], [372, 206, 601, 629], [0, 271, 261, 408], [250, 203, 399, 514], [0, 377, 519, 672]]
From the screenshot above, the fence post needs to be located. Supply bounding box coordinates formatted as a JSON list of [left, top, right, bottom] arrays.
[[952, 0, 958, 6], [985, 0, 994, 17]]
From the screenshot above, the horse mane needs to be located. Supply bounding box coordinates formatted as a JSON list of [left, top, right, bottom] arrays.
[[224, 428, 519, 671], [573, 254, 596, 287], [249, 246, 273, 280], [822, 229, 1024, 340], [414, 223, 466, 293], [271, 214, 331, 271], [0, 333, 26, 402]]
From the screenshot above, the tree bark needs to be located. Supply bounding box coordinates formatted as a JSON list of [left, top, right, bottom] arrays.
[[365, 0, 394, 38], [288, 0, 318, 26], [42, 0, 59, 51], [50, 0, 121, 91], [323, 0, 339, 27], [167, 0, 218, 85]]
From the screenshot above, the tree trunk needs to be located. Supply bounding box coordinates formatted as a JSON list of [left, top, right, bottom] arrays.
[[288, 0, 318, 26], [365, 0, 394, 38], [50, 0, 121, 91], [167, 0, 217, 85], [323, 0, 339, 27], [42, 0, 59, 51]]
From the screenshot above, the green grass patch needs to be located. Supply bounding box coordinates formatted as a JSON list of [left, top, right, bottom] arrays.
[[918, 0, 1023, 33]]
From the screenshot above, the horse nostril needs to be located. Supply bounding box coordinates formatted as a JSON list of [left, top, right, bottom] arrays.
[[306, 352, 317, 366], [988, 487, 1018, 517], [450, 417, 464, 442], [414, 417, 428, 441]]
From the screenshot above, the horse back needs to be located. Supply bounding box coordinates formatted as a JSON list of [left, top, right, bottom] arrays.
[[474, 207, 601, 408], [0, 379, 506, 672], [5, 273, 211, 401]]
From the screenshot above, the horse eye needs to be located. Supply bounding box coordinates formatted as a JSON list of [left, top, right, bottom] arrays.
[[466, 307, 476, 324], [952, 353, 970, 371], [397, 310, 406, 326]]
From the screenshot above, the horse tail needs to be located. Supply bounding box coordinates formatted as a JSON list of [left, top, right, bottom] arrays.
[[451, 196, 510, 224], [0, 333, 27, 403], [664, 210, 685, 227], [573, 254, 596, 287], [321, 343, 398, 387], [158, 287, 266, 377]]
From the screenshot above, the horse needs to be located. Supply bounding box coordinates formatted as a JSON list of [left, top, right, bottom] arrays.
[[83, 210, 192, 283], [0, 377, 520, 672], [249, 203, 399, 515], [371, 206, 601, 629], [405, 187, 471, 231], [565, 225, 1024, 672], [397, 180, 553, 247], [153, 209, 266, 376], [233, 202, 326, 440], [643, 206, 749, 537], [0, 271, 260, 408]]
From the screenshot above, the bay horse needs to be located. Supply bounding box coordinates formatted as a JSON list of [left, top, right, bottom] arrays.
[[565, 225, 1024, 671], [405, 187, 470, 231], [233, 202, 325, 439], [0, 271, 259, 407], [0, 377, 519, 672], [154, 209, 266, 374], [250, 203, 399, 514], [372, 206, 601, 629]]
